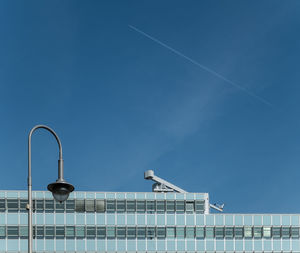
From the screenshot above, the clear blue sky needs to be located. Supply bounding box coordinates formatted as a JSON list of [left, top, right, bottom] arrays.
[[0, 1, 300, 213]]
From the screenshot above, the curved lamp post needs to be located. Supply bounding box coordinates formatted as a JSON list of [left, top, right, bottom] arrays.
[[28, 125, 74, 253]]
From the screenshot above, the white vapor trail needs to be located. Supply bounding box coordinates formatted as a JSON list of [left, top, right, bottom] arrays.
[[129, 25, 272, 107]]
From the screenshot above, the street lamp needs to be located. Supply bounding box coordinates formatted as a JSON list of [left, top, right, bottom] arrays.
[[28, 125, 74, 253]]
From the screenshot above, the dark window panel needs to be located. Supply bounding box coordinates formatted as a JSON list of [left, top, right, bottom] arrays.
[[7, 199, 18, 212], [7, 226, 18, 238], [97, 227, 106, 239], [36, 200, 44, 213], [147, 227, 155, 239], [225, 227, 234, 238], [282, 227, 290, 239], [85, 200, 95, 212], [45, 199, 54, 213], [136, 201, 145, 213], [96, 200, 105, 212], [127, 227, 136, 239], [20, 199, 27, 213], [86, 226, 96, 238], [106, 200, 116, 213], [156, 201, 165, 213], [146, 201, 155, 213], [166, 201, 175, 213], [55, 201, 65, 213], [195, 200, 205, 214], [66, 199, 75, 213], [234, 227, 243, 238], [75, 200, 85, 212], [0, 199, 5, 212], [215, 227, 224, 238], [175, 201, 184, 213], [116, 200, 125, 213], [126, 200, 136, 213], [36, 226, 44, 239], [157, 227, 166, 239], [56, 226, 65, 238], [117, 227, 126, 239], [137, 227, 146, 239]]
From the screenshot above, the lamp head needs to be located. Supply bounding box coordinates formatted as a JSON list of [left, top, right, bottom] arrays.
[[47, 180, 74, 203]]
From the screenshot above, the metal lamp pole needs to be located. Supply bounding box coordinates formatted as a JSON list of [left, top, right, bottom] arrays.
[[27, 125, 74, 253]]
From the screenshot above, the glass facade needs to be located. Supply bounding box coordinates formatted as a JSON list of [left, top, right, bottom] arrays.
[[0, 190, 300, 252]]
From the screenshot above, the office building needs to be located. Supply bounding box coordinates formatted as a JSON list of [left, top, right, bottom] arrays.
[[0, 170, 299, 252]]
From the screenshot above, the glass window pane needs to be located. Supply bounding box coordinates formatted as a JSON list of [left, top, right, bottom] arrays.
[[45, 226, 54, 238], [126, 200, 136, 212], [137, 201, 145, 213], [195, 200, 205, 213], [146, 201, 155, 213], [176, 227, 185, 238], [75, 199, 85, 212], [156, 201, 165, 213], [116, 200, 125, 213], [36, 200, 44, 213], [55, 201, 65, 213], [206, 227, 214, 238], [85, 200, 95, 212], [282, 227, 290, 238], [66, 199, 75, 212], [106, 200, 115, 213], [254, 227, 262, 238], [185, 202, 194, 213], [20, 199, 27, 213], [107, 226, 115, 239], [117, 227, 126, 239], [56, 226, 65, 238], [176, 201, 184, 213], [166, 227, 175, 238], [45, 200, 54, 213], [76, 226, 85, 238], [234, 227, 243, 238], [19, 226, 28, 238], [157, 227, 166, 238], [0, 200, 5, 212], [37, 226, 44, 238], [196, 227, 204, 238], [291, 227, 299, 238], [166, 201, 175, 213], [225, 227, 234, 238], [7, 226, 18, 238], [215, 227, 224, 238], [97, 226, 106, 239], [137, 227, 146, 239], [66, 226, 75, 238], [7, 199, 18, 212], [86, 226, 96, 238], [263, 227, 271, 238], [272, 227, 281, 238], [244, 226, 253, 238], [147, 227, 155, 239], [0, 226, 5, 237], [127, 227, 136, 239], [186, 227, 195, 238], [96, 200, 105, 212]]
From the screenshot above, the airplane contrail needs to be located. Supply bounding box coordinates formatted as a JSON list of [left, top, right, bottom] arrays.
[[129, 25, 272, 107]]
